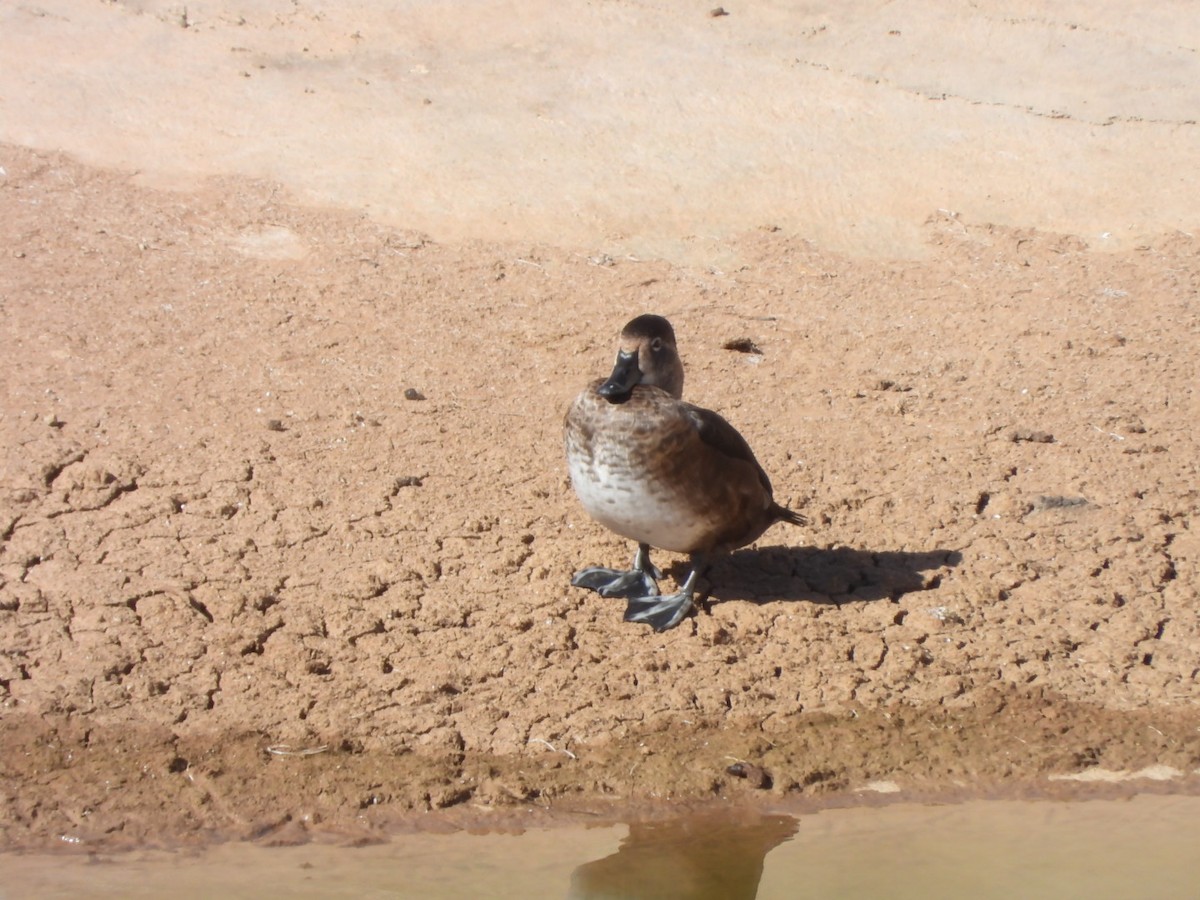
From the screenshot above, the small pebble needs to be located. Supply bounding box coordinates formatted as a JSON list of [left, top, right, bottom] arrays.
[[404, 388, 426, 401], [726, 762, 772, 789], [1010, 428, 1054, 443], [266, 419, 286, 432], [1030, 495, 1089, 512], [723, 337, 763, 355]]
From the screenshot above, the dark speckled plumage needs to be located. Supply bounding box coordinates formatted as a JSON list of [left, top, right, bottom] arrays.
[[564, 314, 806, 631]]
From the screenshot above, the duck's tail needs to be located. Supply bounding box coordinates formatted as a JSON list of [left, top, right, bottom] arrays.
[[772, 504, 808, 527]]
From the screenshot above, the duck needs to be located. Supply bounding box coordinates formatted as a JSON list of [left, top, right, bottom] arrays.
[[564, 314, 806, 631]]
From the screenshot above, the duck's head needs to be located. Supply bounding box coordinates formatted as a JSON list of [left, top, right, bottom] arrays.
[[597, 314, 685, 402]]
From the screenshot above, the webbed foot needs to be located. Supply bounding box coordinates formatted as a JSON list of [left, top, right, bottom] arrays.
[[622, 556, 706, 632], [623, 591, 694, 632], [571, 544, 662, 598], [571, 566, 660, 598]]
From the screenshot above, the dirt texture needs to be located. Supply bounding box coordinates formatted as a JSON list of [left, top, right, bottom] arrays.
[[2, 0, 1200, 852]]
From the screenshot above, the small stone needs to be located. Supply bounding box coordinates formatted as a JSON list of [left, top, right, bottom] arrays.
[[726, 761, 772, 789], [1029, 495, 1090, 512], [1010, 429, 1054, 443], [266, 419, 286, 432], [723, 337, 763, 355], [404, 388, 426, 401]]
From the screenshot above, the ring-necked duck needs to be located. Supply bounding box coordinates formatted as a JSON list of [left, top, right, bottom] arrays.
[[565, 314, 806, 631]]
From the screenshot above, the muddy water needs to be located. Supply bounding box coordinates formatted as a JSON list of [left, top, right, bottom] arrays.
[[4, 794, 1198, 899]]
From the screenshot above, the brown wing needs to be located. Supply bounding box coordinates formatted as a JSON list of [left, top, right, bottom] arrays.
[[683, 403, 773, 496]]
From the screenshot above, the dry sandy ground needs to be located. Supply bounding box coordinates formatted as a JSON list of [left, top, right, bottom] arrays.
[[2, 1, 1199, 850]]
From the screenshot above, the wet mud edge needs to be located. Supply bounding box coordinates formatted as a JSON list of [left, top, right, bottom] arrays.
[[3, 692, 1199, 852]]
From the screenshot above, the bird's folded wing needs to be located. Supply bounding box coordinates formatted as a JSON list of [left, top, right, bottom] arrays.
[[683, 403, 773, 495]]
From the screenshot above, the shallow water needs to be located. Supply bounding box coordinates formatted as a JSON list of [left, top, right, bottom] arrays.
[[4, 794, 1198, 899]]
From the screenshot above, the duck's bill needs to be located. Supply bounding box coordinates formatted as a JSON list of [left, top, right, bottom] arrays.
[[597, 350, 641, 399]]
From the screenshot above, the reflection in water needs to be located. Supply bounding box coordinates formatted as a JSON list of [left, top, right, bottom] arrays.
[[6, 796, 1200, 898], [568, 811, 798, 900]]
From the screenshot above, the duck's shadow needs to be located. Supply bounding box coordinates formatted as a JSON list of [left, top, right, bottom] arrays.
[[667, 545, 962, 607]]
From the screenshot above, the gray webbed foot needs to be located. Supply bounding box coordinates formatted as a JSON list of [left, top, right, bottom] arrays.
[[571, 566, 660, 598], [622, 556, 706, 632], [570, 544, 662, 598], [623, 591, 694, 632]]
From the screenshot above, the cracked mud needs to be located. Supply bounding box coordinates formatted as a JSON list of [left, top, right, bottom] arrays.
[[3, 145, 1198, 848]]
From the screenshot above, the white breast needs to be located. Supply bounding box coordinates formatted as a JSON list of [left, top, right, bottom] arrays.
[[567, 445, 710, 553]]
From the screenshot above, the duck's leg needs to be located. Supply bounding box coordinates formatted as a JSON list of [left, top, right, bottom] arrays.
[[624, 553, 708, 632], [571, 543, 662, 598]]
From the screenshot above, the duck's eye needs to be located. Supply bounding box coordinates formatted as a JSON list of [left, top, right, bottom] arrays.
[[650, 337, 663, 352]]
